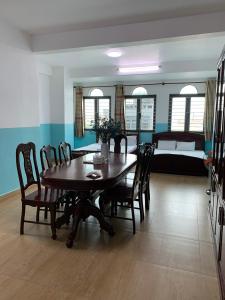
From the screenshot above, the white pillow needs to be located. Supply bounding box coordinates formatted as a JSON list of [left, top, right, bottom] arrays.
[[110, 136, 137, 146], [157, 140, 176, 150], [176, 141, 195, 151], [127, 135, 137, 146]]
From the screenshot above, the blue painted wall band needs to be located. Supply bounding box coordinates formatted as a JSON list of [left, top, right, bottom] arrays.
[[0, 122, 211, 196]]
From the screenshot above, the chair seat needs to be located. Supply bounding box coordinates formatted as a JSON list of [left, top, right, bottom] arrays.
[[22, 188, 60, 206], [102, 178, 133, 203]]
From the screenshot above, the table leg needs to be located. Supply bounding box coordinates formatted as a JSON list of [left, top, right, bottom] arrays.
[[66, 215, 81, 248], [66, 193, 115, 248], [55, 203, 74, 229]]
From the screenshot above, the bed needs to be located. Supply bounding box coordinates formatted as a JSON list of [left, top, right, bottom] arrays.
[[72, 134, 138, 158], [151, 132, 208, 176]]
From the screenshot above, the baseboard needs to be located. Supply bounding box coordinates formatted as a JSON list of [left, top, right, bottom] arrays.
[[0, 188, 20, 200]]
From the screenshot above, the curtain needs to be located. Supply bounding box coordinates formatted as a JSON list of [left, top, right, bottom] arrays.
[[115, 84, 125, 131], [75, 86, 84, 137], [204, 79, 216, 141]]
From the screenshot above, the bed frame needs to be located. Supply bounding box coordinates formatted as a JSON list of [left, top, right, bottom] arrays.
[[151, 132, 208, 176]]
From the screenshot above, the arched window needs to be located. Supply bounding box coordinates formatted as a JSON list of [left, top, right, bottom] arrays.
[[84, 88, 111, 129], [125, 86, 156, 131], [180, 85, 198, 94], [90, 88, 104, 97], [169, 84, 205, 132], [132, 87, 147, 96]]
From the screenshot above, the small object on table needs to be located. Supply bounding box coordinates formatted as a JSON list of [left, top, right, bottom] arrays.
[[83, 160, 94, 164], [86, 171, 101, 179], [93, 153, 105, 164]]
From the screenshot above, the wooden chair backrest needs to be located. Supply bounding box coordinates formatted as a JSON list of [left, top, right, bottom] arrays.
[[40, 145, 58, 171], [58, 142, 72, 164], [16, 142, 41, 199], [132, 145, 144, 200], [112, 134, 128, 154], [142, 144, 155, 184]]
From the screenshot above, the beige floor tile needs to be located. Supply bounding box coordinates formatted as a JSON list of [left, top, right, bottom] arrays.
[[159, 236, 201, 273], [116, 261, 220, 300], [0, 274, 70, 300], [198, 221, 213, 242], [0, 173, 220, 300], [199, 241, 217, 276], [147, 214, 199, 240]]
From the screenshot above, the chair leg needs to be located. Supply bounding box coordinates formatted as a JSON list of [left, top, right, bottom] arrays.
[[44, 207, 48, 219], [36, 206, 40, 222], [145, 183, 150, 210], [99, 196, 105, 215], [138, 190, 144, 222], [131, 202, 136, 234], [20, 203, 26, 235], [114, 200, 118, 216], [111, 200, 115, 217], [49, 206, 57, 240]]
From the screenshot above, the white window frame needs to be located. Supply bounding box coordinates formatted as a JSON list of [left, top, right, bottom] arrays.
[[124, 95, 156, 131], [83, 96, 111, 130], [169, 93, 205, 132]]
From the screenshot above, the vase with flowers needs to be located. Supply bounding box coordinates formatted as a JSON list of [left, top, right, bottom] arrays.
[[92, 118, 121, 160]]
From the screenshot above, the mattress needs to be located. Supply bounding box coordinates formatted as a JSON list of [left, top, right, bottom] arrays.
[[74, 143, 136, 154], [154, 149, 206, 159]]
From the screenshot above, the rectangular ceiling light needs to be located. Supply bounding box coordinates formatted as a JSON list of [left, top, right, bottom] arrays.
[[118, 65, 160, 74]]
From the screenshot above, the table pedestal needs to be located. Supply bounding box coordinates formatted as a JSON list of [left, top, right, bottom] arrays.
[[55, 192, 115, 248]]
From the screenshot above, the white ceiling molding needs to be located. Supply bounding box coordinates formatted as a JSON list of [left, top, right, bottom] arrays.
[[32, 11, 225, 53], [69, 59, 216, 79]]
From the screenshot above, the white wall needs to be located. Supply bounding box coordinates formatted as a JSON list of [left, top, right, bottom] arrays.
[[0, 43, 40, 128], [0, 20, 46, 195], [49, 66, 65, 124], [64, 68, 74, 125], [38, 63, 52, 124]]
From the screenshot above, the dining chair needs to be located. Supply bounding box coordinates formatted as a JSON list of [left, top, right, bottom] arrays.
[[99, 146, 144, 234], [126, 144, 155, 211], [40, 145, 63, 216], [140, 145, 155, 210], [40, 144, 77, 221], [58, 141, 72, 164], [109, 134, 128, 154], [114, 134, 128, 154], [40, 144, 58, 170], [16, 142, 58, 239]]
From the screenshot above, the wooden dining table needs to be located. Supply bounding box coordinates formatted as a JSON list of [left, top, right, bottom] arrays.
[[41, 152, 137, 248]]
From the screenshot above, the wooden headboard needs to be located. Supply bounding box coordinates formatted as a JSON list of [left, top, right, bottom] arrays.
[[152, 132, 205, 150]]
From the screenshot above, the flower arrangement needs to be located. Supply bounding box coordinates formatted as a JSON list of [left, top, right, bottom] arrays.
[[92, 118, 121, 143]]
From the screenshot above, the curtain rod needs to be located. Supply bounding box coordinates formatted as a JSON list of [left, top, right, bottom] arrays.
[[74, 81, 206, 89]]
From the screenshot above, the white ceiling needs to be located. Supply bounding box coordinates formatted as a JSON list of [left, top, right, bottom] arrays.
[[1, 0, 224, 83], [36, 34, 225, 84], [0, 0, 225, 34], [37, 35, 225, 68]]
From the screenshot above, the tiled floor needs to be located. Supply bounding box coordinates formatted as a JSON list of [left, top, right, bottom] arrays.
[[0, 173, 220, 299]]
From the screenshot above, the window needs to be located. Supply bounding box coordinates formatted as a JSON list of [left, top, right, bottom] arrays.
[[84, 90, 111, 129], [180, 85, 198, 95], [90, 88, 104, 97], [169, 85, 205, 132], [125, 89, 156, 131], [132, 87, 148, 96]]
